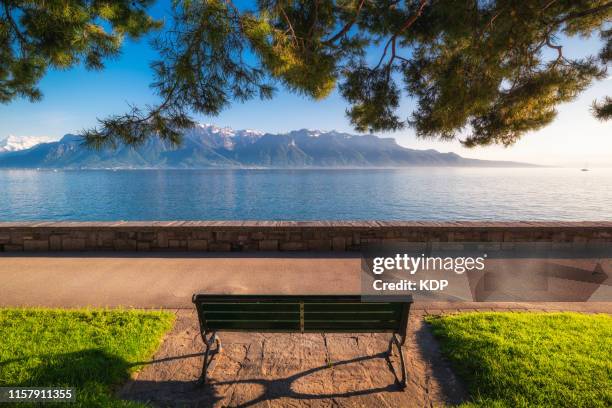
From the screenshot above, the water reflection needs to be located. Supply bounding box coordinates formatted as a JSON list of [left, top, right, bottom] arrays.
[[0, 168, 610, 221]]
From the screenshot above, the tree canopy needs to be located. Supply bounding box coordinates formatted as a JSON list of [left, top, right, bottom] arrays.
[[1, 1, 160, 101], [2, 1, 611, 149]]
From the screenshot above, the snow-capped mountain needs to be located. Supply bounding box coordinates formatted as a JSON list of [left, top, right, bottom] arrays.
[[0, 124, 533, 168], [187, 124, 264, 150], [0, 135, 54, 153]]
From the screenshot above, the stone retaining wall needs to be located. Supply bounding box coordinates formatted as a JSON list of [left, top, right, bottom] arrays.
[[1, 221, 611, 252]]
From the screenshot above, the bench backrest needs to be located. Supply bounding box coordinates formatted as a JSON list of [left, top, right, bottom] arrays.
[[192, 295, 411, 337]]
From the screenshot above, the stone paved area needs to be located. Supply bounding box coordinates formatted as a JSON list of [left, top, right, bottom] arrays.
[[120, 310, 467, 407], [119, 303, 611, 407]]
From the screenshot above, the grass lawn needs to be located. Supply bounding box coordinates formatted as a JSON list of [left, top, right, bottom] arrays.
[[0, 308, 175, 407], [427, 312, 612, 408]]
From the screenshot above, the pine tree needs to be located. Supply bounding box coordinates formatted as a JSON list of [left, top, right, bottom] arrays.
[[1, 1, 160, 104], [2, 1, 610, 149]]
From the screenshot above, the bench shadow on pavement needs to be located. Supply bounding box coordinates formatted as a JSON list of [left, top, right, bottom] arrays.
[[123, 350, 406, 407], [121, 320, 467, 407]]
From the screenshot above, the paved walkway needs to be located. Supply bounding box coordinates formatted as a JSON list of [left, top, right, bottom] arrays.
[[1, 252, 610, 312], [0, 253, 361, 308]]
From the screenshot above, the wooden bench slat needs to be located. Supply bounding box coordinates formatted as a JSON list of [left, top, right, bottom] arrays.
[[204, 312, 299, 320], [304, 312, 400, 321], [203, 303, 400, 312], [201, 303, 299, 312], [305, 303, 403, 313]]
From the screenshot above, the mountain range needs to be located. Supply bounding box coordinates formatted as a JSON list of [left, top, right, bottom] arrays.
[[0, 125, 533, 169]]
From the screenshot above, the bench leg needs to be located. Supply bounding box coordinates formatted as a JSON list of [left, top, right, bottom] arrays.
[[387, 333, 407, 389], [198, 331, 221, 386]]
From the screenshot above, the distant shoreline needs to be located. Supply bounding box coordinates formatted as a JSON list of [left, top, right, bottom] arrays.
[[0, 164, 543, 171]]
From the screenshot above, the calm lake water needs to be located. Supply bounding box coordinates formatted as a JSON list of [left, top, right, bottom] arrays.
[[0, 168, 611, 221]]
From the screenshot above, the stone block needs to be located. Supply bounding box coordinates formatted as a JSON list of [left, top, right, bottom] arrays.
[[72, 231, 90, 239], [267, 232, 289, 240], [209, 242, 231, 251], [137, 242, 151, 251], [332, 237, 346, 251], [251, 232, 266, 240], [280, 242, 305, 251], [62, 238, 86, 251], [254, 231, 271, 240], [385, 230, 398, 238], [259, 240, 278, 251], [23, 240, 49, 251], [114, 239, 137, 250], [188, 240, 208, 251], [307, 239, 331, 250], [193, 231, 212, 240], [157, 232, 169, 248], [98, 231, 115, 242], [11, 233, 32, 244], [168, 239, 182, 248], [137, 231, 156, 241], [215, 231, 237, 241], [49, 235, 62, 250], [302, 230, 315, 240]]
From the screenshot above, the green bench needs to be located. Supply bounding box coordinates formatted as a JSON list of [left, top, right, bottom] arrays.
[[192, 294, 413, 387]]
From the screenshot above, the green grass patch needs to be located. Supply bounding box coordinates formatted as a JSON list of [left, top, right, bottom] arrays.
[[0, 308, 175, 407], [426, 312, 612, 408]]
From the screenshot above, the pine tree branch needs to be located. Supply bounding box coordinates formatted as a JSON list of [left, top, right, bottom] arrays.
[[374, 0, 428, 70], [545, 35, 563, 63], [3, 3, 28, 48], [279, 5, 299, 45], [323, 0, 366, 45], [557, 1, 612, 24]]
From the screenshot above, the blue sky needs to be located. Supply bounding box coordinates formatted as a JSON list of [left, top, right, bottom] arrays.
[[0, 2, 610, 167]]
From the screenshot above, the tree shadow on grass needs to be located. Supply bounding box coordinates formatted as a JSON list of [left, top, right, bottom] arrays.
[[0, 349, 137, 405]]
